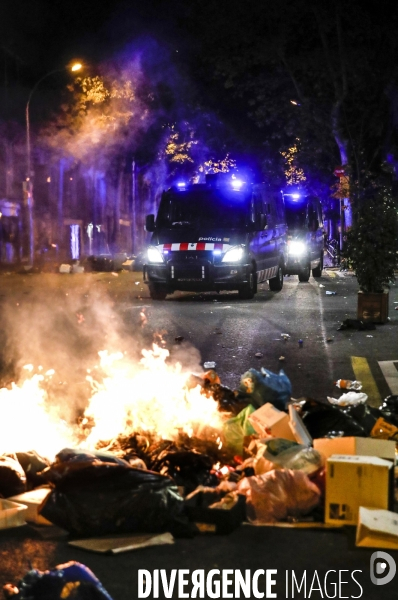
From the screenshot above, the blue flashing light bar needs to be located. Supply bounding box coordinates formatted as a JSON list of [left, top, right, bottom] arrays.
[[231, 178, 244, 190], [176, 181, 186, 189], [283, 191, 303, 201]]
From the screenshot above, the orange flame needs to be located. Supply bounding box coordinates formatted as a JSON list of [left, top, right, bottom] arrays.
[[0, 344, 225, 460]]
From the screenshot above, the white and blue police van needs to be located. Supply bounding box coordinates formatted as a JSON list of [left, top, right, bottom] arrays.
[[143, 174, 288, 300], [283, 191, 325, 282]]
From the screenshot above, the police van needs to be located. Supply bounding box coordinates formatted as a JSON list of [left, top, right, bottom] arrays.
[[143, 175, 288, 300], [283, 191, 324, 282]]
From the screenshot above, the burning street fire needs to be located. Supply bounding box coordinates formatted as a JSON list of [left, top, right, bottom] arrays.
[[0, 343, 226, 461]]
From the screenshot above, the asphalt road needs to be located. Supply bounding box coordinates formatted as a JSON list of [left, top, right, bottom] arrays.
[[0, 267, 397, 600], [1, 267, 397, 405], [119, 268, 398, 406]]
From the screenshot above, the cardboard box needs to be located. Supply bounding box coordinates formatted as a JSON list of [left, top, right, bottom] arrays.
[[288, 405, 312, 446], [0, 499, 27, 529], [69, 532, 174, 554], [8, 488, 52, 525], [325, 455, 393, 525], [248, 403, 296, 441], [314, 437, 396, 462], [356, 507, 398, 549]]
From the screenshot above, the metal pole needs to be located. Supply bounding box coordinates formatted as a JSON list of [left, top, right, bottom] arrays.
[[25, 94, 34, 266], [25, 67, 77, 267], [132, 159, 137, 254]]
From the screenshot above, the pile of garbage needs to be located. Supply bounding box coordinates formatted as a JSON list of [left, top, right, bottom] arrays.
[[0, 366, 397, 544]]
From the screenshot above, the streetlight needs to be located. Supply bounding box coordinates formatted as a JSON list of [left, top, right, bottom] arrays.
[[25, 62, 82, 266]]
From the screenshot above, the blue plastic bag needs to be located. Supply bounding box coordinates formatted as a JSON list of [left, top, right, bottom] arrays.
[[5, 561, 114, 600], [238, 368, 292, 410]]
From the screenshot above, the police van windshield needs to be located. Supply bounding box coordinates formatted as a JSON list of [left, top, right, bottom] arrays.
[[157, 189, 250, 229], [285, 203, 307, 230]]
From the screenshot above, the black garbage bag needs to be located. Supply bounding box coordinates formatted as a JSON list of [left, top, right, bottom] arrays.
[[54, 447, 131, 467], [15, 451, 49, 489], [337, 318, 376, 331], [85, 254, 114, 272], [0, 455, 26, 498], [301, 402, 367, 438], [379, 395, 398, 427], [3, 561, 113, 600], [39, 461, 184, 537], [151, 450, 218, 495], [341, 403, 381, 435]]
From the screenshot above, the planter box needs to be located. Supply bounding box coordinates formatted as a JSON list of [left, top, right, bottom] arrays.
[[357, 290, 389, 323]]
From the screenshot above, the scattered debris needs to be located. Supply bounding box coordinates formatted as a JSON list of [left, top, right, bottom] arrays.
[[335, 379, 363, 391], [281, 333, 290, 340], [325, 291, 337, 295], [59, 264, 71, 274], [203, 361, 216, 369], [2, 352, 398, 545], [254, 352, 264, 358]]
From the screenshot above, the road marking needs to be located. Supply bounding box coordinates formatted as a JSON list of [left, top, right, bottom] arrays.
[[351, 356, 382, 406], [378, 360, 398, 395]]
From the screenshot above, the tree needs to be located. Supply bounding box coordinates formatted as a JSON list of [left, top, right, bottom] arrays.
[[345, 175, 398, 292], [178, 0, 398, 189]]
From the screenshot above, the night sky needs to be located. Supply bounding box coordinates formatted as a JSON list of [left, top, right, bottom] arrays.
[[0, 1, 191, 85], [1, 0, 398, 185]]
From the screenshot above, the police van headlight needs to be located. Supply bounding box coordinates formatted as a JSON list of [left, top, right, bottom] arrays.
[[288, 241, 306, 256], [221, 246, 244, 263], [147, 246, 164, 263]]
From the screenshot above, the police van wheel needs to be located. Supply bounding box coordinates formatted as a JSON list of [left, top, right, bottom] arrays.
[[238, 272, 255, 299], [149, 284, 168, 300], [269, 265, 284, 291], [298, 264, 310, 282], [312, 254, 323, 278]]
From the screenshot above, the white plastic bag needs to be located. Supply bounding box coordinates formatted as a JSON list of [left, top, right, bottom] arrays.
[[327, 392, 368, 406]]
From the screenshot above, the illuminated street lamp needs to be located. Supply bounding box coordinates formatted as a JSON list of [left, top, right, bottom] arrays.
[[25, 62, 82, 266]]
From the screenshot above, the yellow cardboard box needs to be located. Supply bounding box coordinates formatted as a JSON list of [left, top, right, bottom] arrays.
[[356, 507, 398, 549], [314, 437, 396, 462], [325, 455, 393, 525]]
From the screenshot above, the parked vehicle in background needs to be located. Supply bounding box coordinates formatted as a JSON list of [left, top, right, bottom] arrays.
[[283, 191, 325, 282], [143, 174, 288, 300]]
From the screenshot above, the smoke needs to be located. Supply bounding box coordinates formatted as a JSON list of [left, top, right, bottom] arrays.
[[40, 35, 236, 195], [0, 275, 206, 430], [0, 280, 139, 421]]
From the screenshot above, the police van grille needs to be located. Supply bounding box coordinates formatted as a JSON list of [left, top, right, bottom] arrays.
[[170, 263, 208, 281], [168, 251, 214, 263]]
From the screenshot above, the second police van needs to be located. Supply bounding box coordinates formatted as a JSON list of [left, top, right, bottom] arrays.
[[143, 174, 288, 300], [283, 191, 325, 282]]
